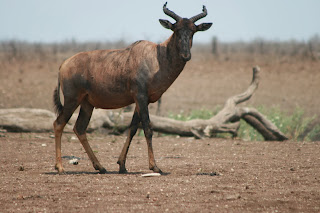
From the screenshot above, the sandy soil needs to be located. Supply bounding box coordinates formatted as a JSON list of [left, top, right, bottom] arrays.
[[0, 133, 319, 212], [0, 47, 320, 212]]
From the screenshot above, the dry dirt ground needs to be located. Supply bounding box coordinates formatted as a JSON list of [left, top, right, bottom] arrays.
[[0, 49, 320, 212], [1, 133, 320, 212]]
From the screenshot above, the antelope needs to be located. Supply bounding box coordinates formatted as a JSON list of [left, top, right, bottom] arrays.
[[53, 2, 212, 174]]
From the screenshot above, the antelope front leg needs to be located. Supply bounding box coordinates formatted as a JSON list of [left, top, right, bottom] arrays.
[[117, 110, 140, 173], [143, 126, 162, 173], [138, 98, 162, 173]]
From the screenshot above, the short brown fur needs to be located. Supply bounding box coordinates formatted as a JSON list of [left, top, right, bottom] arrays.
[[53, 2, 212, 174]]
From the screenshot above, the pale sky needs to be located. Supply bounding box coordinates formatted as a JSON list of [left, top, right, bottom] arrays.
[[0, 0, 319, 43]]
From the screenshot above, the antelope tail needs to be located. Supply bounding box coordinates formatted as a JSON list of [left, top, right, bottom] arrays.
[[53, 75, 63, 115]]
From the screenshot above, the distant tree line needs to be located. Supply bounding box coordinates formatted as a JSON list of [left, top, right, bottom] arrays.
[[207, 35, 320, 60], [0, 35, 319, 62]]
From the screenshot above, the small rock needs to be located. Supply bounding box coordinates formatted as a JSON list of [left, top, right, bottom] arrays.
[[18, 166, 24, 171], [17, 194, 24, 200], [196, 172, 219, 176], [209, 172, 219, 176], [68, 158, 79, 165], [226, 194, 241, 200], [62, 155, 81, 160]]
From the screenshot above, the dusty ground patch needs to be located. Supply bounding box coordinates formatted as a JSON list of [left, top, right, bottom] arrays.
[[0, 133, 319, 212], [1, 44, 320, 212]]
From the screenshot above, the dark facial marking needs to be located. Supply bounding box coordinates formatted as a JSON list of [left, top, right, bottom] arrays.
[[174, 19, 196, 61]]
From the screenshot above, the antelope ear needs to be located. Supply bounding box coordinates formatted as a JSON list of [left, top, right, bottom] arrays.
[[159, 19, 173, 30], [196, 23, 212, 31]]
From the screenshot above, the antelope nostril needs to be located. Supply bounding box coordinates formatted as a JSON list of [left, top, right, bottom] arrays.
[[181, 53, 191, 61]]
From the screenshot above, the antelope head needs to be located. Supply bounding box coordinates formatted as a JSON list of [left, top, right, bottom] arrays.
[[159, 2, 212, 61]]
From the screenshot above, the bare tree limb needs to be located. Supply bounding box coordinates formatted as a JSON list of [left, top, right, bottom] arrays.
[[0, 67, 288, 141], [102, 66, 288, 141]]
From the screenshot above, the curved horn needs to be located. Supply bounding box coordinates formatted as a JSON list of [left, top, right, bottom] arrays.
[[190, 5, 208, 23], [163, 2, 181, 21]]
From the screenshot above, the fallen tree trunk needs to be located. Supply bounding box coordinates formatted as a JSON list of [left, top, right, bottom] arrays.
[[0, 108, 56, 132], [103, 67, 288, 141], [0, 67, 288, 141]]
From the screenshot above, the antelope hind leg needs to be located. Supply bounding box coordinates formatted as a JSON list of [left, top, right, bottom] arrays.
[[53, 100, 79, 174], [74, 101, 107, 174]]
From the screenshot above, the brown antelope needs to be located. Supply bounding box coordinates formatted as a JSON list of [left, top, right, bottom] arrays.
[[53, 2, 212, 174]]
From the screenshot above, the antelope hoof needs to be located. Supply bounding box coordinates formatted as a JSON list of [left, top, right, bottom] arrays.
[[119, 167, 128, 174], [55, 164, 65, 175], [99, 168, 107, 174], [117, 160, 128, 174], [93, 163, 107, 174], [151, 166, 163, 174], [93, 163, 105, 171]]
